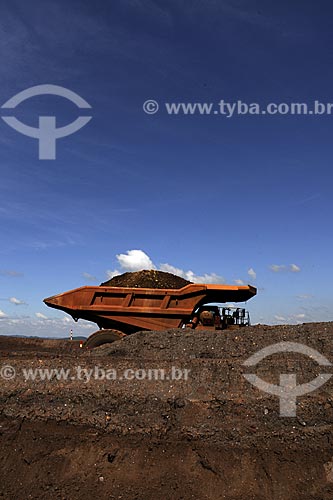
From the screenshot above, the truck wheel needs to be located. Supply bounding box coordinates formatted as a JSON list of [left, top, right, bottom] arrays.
[[84, 329, 126, 348]]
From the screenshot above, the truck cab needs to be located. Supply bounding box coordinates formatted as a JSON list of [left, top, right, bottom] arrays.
[[188, 305, 250, 330]]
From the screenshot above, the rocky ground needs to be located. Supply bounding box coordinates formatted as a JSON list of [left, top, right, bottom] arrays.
[[1, 323, 333, 499]]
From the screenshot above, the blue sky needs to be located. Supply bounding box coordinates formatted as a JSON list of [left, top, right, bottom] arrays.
[[0, 0, 333, 336]]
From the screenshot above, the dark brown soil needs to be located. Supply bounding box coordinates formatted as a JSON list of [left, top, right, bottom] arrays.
[[1, 322, 333, 499], [100, 269, 192, 289]]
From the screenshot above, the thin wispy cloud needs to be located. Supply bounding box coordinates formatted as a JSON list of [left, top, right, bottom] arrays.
[[0, 314, 96, 337], [35, 312, 48, 319], [160, 263, 223, 284], [82, 272, 97, 282], [9, 297, 27, 305], [0, 269, 23, 277], [274, 315, 286, 322], [270, 264, 301, 273], [233, 267, 256, 285], [234, 279, 245, 285], [273, 312, 308, 324], [248, 268, 256, 280], [270, 264, 286, 272], [291, 193, 321, 207]]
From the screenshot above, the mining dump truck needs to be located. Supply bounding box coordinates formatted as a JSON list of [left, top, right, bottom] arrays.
[[44, 270, 256, 348]]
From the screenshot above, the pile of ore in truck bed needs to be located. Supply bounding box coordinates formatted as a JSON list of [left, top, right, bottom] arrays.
[[100, 269, 192, 289]]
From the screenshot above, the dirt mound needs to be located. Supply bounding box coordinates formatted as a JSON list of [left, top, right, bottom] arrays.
[[1, 323, 333, 499], [100, 269, 192, 289], [100, 322, 333, 360]]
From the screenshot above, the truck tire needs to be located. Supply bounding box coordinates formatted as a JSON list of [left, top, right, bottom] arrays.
[[84, 329, 126, 348]]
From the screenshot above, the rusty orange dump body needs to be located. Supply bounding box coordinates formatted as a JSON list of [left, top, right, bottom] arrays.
[[44, 284, 256, 335]]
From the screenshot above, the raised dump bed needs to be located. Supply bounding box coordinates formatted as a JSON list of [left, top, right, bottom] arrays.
[[44, 283, 257, 337]]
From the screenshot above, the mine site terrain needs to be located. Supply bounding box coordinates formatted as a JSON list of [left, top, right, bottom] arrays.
[[1, 322, 333, 500]]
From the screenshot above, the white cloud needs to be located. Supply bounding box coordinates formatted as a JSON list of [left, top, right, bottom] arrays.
[[248, 268, 256, 280], [0, 309, 7, 318], [117, 249, 155, 271], [106, 250, 224, 284], [189, 272, 223, 284], [272, 312, 308, 325], [0, 315, 96, 338], [234, 279, 245, 285], [35, 312, 48, 319], [270, 264, 286, 272], [9, 297, 27, 305], [297, 294, 313, 300], [159, 264, 223, 284], [82, 272, 97, 282], [274, 315, 286, 322], [107, 249, 155, 278], [159, 263, 184, 277], [270, 264, 301, 273], [106, 269, 121, 279], [291, 312, 307, 324]]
